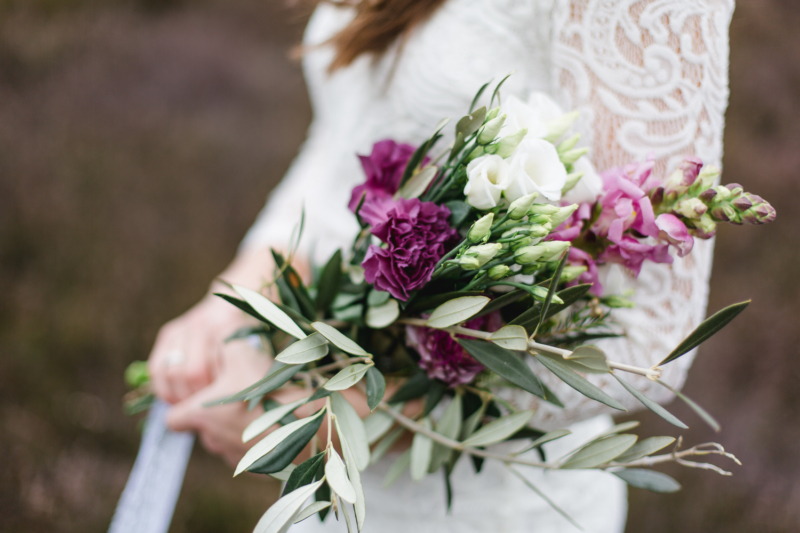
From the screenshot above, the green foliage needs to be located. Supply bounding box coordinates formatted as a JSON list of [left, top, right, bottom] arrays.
[[458, 339, 545, 399]]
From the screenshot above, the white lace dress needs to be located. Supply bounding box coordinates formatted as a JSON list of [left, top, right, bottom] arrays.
[[241, 1, 734, 531]]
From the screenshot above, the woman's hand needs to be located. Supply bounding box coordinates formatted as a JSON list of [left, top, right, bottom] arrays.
[[165, 339, 281, 466], [147, 294, 250, 404]]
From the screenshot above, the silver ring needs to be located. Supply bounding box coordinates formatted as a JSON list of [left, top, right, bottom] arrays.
[[164, 349, 186, 367]]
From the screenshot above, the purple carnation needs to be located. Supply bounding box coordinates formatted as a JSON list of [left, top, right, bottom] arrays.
[[362, 198, 457, 301], [348, 140, 418, 214], [406, 314, 501, 387]]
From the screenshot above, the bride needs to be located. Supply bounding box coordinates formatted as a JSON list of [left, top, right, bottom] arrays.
[[147, 0, 734, 531]]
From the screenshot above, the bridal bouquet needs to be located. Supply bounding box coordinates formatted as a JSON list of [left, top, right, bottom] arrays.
[[127, 80, 775, 532]]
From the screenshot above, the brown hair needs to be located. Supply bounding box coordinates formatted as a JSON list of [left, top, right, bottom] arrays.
[[312, 0, 448, 71]]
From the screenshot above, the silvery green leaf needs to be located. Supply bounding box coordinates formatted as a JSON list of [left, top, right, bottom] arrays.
[[516, 429, 572, 454], [615, 437, 676, 463], [535, 253, 569, 336], [325, 449, 357, 504], [426, 296, 491, 328], [337, 422, 366, 531], [535, 353, 626, 411], [275, 333, 329, 364], [365, 298, 400, 329], [489, 325, 529, 351], [324, 364, 372, 391], [312, 322, 371, 357], [658, 379, 720, 432], [591, 421, 640, 441], [236, 409, 326, 476], [282, 452, 325, 495], [268, 464, 296, 482], [293, 501, 331, 524], [364, 410, 395, 445], [461, 410, 534, 448], [234, 285, 307, 340], [565, 345, 610, 373], [612, 468, 681, 493], [429, 395, 462, 472], [331, 392, 371, 470], [460, 401, 487, 441], [253, 479, 324, 533], [365, 367, 386, 412], [383, 449, 411, 488], [612, 374, 687, 429], [398, 165, 439, 199], [659, 301, 749, 366], [243, 397, 308, 443], [371, 427, 405, 465], [341, 496, 355, 533], [458, 339, 544, 399], [560, 434, 637, 469], [410, 417, 434, 481]]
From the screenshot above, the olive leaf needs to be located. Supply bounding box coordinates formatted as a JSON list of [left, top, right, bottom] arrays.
[[535, 353, 626, 411], [489, 325, 529, 351], [365, 366, 386, 411], [293, 501, 331, 525], [410, 417, 434, 481], [252, 479, 324, 533], [331, 393, 370, 470], [426, 296, 491, 328], [365, 298, 399, 329], [615, 437, 676, 463], [275, 333, 329, 364], [398, 165, 439, 199], [659, 301, 750, 366], [612, 374, 687, 429], [461, 410, 534, 448], [316, 249, 342, 312], [383, 449, 411, 488], [312, 322, 371, 357], [325, 449, 357, 504], [243, 397, 308, 443], [612, 468, 681, 493], [458, 339, 545, 399], [234, 285, 307, 339], [560, 434, 638, 469], [323, 364, 372, 391], [283, 452, 326, 496]]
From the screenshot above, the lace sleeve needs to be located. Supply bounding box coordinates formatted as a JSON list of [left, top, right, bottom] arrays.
[[500, 0, 735, 429]]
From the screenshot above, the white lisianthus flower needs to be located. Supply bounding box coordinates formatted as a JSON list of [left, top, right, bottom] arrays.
[[464, 155, 512, 210], [505, 137, 567, 203], [562, 157, 604, 204], [503, 93, 563, 140]]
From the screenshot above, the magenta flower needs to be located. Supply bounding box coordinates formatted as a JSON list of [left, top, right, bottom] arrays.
[[406, 314, 501, 387], [599, 236, 672, 276], [566, 247, 603, 295], [362, 198, 457, 301], [348, 140, 418, 214], [655, 214, 694, 257]]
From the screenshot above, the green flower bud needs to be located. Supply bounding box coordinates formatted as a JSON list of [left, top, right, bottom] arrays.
[[528, 204, 560, 216], [488, 264, 511, 280], [557, 133, 581, 154], [530, 285, 551, 301], [549, 204, 579, 228], [559, 146, 590, 165], [466, 145, 485, 162], [561, 171, 585, 195], [711, 205, 736, 222], [544, 110, 579, 143], [507, 192, 539, 219], [693, 213, 717, 237], [468, 213, 494, 243], [510, 236, 533, 250], [521, 263, 542, 275], [601, 295, 635, 309], [486, 106, 500, 121], [696, 165, 721, 190], [560, 265, 588, 283], [675, 198, 707, 219], [514, 245, 547, 265], [478, 114, 507, 144], [495, 128, 527, 158], [460, 243, 503, 270], [125, 361, 150, 389], [527, 214, 552, 226], [527, 224, 551, 239], [536, 241, 570, 262], [711, 185, 732, 202]]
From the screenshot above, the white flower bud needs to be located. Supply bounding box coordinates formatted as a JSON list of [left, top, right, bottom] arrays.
[[536, 241, 570, 262], [468, 213, 494, 243], [549, 204, 579, 228], [488, 264, 511, 280], [478, 114, 507, 144], [543, 110, 580, 143], [527, 224, 551, 239], [486, 106, 500, 121], [514, 245, 547, 265], [559, 146, 590, 165], [560, 265, 588, 283], [461, 243, 503, 270], [557, 133, 581, 154], [528, 204, 560, 216], [494, 128, 528, 158], [507, 192, 539, 220]]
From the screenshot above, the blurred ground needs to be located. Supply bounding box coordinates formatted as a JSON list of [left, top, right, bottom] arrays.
[[1, 1, 798, 532]]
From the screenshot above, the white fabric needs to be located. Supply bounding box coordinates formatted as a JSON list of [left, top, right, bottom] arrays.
[[241, 0, 734, 531]]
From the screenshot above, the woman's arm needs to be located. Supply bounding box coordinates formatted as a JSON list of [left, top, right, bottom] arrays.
[[502, 0, 735, 428]]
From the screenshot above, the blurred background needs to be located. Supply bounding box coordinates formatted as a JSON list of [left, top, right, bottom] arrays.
[[1, 0, 798, 531]]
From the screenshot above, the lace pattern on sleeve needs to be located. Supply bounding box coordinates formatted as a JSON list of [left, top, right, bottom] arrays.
[[499, 0, 735, 429]]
